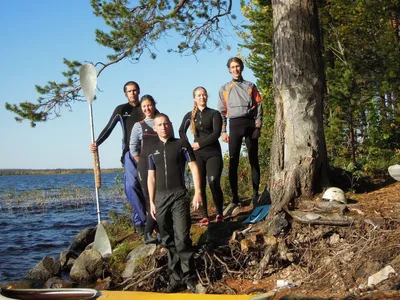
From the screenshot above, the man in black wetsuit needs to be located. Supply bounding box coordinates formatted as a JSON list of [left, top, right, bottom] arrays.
[[90, 81, 146, 233], [147, 113, 202, 293]]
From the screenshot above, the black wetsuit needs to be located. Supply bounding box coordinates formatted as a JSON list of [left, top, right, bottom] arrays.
[[148, 137, 196, 284], [96, 103, 142, 160], [95, 102, 146, 226], [137, 120, 159, 236], [179, 107, 224, 217]]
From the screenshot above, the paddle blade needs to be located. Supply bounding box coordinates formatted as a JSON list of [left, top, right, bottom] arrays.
[[93, 224, 112, 258], [79, 64, 97, 104]]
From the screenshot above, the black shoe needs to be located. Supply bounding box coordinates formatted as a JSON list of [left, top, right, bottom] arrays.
[[165, 281, 185, 293], [185, 279, 197, 293], [134, 225, 145, 235], [144, 233, 158, 244]]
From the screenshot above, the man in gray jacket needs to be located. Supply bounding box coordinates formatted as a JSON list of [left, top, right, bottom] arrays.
[[218, 57, 263, 212]]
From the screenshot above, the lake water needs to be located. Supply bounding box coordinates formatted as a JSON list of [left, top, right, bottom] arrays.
[[0, 172, 126, 284]]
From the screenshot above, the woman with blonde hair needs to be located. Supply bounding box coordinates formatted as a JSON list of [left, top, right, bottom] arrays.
[[179, 87, 224, 226]]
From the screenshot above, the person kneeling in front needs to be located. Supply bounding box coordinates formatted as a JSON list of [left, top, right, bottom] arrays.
[[147, 113, 202, 293]]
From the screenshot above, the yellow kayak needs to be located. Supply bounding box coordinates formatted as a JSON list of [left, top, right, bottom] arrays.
[[100, 291, 256, 299], [0, 288, 264, 300]]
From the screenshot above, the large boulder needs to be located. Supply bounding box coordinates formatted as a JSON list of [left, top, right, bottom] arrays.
[[25, 256, 60, 281], [67, 227, 96, 258], [70, 249, 103, 283], [62, 227, 96, 268], [122, 244, 157, 280]]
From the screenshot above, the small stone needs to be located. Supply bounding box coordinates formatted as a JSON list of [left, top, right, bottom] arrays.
[[367, 265, 396, 287]]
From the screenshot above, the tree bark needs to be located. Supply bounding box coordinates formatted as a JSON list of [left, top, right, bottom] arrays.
[[266, 0, 329, 234]]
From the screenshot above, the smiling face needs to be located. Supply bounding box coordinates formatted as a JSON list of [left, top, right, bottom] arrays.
[[228, 60, 242, 79], [141, 99, 155, 118], [193, 87, 208, 109]]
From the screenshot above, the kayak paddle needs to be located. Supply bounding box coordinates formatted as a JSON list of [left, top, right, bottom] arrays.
[[79, 64, 112, 258]]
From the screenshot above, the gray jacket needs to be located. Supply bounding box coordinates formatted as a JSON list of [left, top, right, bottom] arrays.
[[218, 79, 263, 132]]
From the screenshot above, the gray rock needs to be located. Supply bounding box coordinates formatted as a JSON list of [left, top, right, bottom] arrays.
[[122, 244, 157, 280], [67, 227, 96, 257], [60, 251, 75, 270], [25, 256, 60, 280], [94, 276, 112, 291], [195, 283, 207, 294], [70, 249, 104, 283], [367, 265, 396, 287], [44, 277, 72, 288]]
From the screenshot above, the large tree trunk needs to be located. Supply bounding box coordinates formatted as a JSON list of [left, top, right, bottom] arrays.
[[266, 0, 329, 234]]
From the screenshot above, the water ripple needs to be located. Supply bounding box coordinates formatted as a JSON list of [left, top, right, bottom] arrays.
[[0, 173, 126, 283]]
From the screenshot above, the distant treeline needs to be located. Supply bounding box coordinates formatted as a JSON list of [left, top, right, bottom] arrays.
[[0, 168, 123, 176]]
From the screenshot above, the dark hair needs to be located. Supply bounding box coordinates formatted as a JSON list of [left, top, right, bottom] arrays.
[[140, 94, 156, 106], [123, 81, 140, 93], [154, 113, 171, 123], [139, 94, 156, 120], [226, 57, 244, 71]]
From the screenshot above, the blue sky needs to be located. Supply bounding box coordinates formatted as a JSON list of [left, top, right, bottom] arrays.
[[0, 1, 256, 169]]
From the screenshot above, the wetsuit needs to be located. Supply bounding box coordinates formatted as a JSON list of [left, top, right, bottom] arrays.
[[95, 102, 146, 227], [148, 137, 196, 284], [218, 78, 263, 204], [130, 118, 159, 236], [179, 107, 224, 218]]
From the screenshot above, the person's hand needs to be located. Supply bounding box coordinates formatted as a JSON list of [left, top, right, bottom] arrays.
[[150, 202, 157, 220], [221, 132, 229, 143], [252, 128, 261, 139], [192, 193, 202, 211], [90, 142, 97, 153], [192, 142, 200, 151]]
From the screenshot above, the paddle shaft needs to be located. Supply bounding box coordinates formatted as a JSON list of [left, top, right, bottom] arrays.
[[88, 102, 102, 224]]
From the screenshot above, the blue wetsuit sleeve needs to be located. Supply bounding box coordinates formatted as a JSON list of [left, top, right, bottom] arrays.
[[148, 153, 156, 170], [129, 122, 142, 157], [197, 110, 222, 148], [178, 112, 191, 141], [181, 140, 196, 163]]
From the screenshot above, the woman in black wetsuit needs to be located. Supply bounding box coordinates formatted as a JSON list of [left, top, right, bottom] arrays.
[[179, 86, 224, 226]]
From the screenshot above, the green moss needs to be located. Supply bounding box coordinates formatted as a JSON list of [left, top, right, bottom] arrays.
[[191, 226, 208, 245]]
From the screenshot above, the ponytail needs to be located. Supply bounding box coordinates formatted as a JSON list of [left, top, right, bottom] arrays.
[[190, 102, 198, 135]]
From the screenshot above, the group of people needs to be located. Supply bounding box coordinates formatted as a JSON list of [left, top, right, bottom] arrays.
[[89, 57, 263, 293]]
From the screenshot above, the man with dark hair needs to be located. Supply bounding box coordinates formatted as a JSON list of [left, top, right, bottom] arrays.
[[218, 57, 263, 212], [147, 113, 202, 293], [90, 81, 146, 234]]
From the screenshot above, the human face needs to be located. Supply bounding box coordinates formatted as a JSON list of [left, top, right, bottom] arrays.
[[154, 116, 171, 140], [124, 84, 140, 105], [141, 99, 155, 118], [229, 61, 242, 79], [194, 88, 207, 109]]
